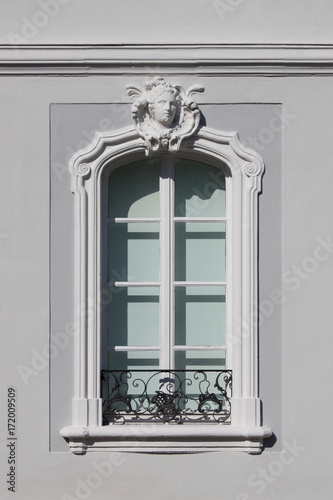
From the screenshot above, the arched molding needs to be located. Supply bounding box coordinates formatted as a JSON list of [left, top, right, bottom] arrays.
[[62, 124, 271, 454]]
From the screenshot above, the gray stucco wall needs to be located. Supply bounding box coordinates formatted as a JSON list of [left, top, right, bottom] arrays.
[[2, 72, 333, 500], [1, 0, 333, 45]]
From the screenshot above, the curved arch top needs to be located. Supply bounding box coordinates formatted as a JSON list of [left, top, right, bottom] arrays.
[[69, 124, 264, 191]]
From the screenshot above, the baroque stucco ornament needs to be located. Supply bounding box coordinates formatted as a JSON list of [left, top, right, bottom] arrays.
[[126, 76, 204, 156], [64, 102, 269, 454]]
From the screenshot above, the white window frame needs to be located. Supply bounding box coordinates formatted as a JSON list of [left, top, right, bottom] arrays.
[[104, 154, 229, 376], [61, 125, 272, 454]]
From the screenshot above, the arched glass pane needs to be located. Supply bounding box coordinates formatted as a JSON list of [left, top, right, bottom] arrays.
[[108, 159, 160, 218], [174, 159, 226, 218]]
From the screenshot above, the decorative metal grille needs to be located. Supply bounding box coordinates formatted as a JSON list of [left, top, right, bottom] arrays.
[[101, 369, 232, 424]]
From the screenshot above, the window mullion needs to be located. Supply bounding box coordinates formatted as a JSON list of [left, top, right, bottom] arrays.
[[159, 155, 174, 369], [169, 158, 175, 370]]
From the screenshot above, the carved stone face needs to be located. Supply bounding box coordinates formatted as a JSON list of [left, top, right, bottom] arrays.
[[152, 91, 178, 127]]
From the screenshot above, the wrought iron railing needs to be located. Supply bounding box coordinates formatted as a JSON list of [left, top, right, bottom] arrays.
[[101, 369, 232, 425]]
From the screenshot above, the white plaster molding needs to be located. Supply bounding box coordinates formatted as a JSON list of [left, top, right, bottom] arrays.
[[63, 117, 271, 454], [126, 76, 204, 156], [61, 425, 272, 455], [2, 44, 333, 75]]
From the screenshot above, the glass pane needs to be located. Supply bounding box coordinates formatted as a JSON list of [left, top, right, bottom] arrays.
[[109, 222, 159, 282], [174, 351, 227, 411], [108, 159, 160, 218], [108, 350, 159, 371], [108, 287, 159, 347], [175, 222, 226, 282], [175, 350, 225, 371], [105, 358, 161, 415], [175, 286, 226, 346], [174, 159, 226, 217]]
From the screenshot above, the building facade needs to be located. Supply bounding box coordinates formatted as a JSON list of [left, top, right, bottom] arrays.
[[1, 1, 333, 498]]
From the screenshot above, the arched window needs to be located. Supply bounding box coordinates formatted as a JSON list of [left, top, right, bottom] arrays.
[[61, 125, 272, 454], [102, 156, 229, 423]]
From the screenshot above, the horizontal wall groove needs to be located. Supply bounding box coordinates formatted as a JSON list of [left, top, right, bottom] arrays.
[[2, 44, 333, 75]]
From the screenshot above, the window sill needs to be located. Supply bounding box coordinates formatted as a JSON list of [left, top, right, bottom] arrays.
[[60, 424, 272, 455]]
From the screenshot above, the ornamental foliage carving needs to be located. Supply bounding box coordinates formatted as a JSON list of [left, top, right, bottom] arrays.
[[126, 76, 204, 156]]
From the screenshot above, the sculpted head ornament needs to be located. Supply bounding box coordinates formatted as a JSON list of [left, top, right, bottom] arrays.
[[146, 77, 181, 128], [126, 77, 204, 156]]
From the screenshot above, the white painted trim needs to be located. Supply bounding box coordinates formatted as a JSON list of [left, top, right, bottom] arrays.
[[173, 346, 226, 351], [64, 123, 272, 453], [159, 156, 173, 370], [110, 346, 160, 351], [173, 217, 227, 222], [2, 44, 333, 75], [61, 424, 272, 455], [174, 281, 226, 286], [61, 424, 272, 439], [111, 218, 161, 223], [109, 282, 160, 287]]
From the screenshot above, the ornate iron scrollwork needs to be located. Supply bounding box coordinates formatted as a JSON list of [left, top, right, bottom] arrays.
[[101, 370, 232, 425]]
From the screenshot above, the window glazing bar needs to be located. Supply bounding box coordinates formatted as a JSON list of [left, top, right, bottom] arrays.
[[173, 345, 227, 351], [109, 218, 161, 223], [174, 281, 226, 286], [108, 281, 160, 287], [173, 217, 227, 222], [160, 155, 174, 369], [109, 346, 160, 351]]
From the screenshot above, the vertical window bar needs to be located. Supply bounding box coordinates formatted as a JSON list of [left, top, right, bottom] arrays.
[[159, 156, 174, 369], [169, 158, 175, 370], [225, 175, 230, 370]]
